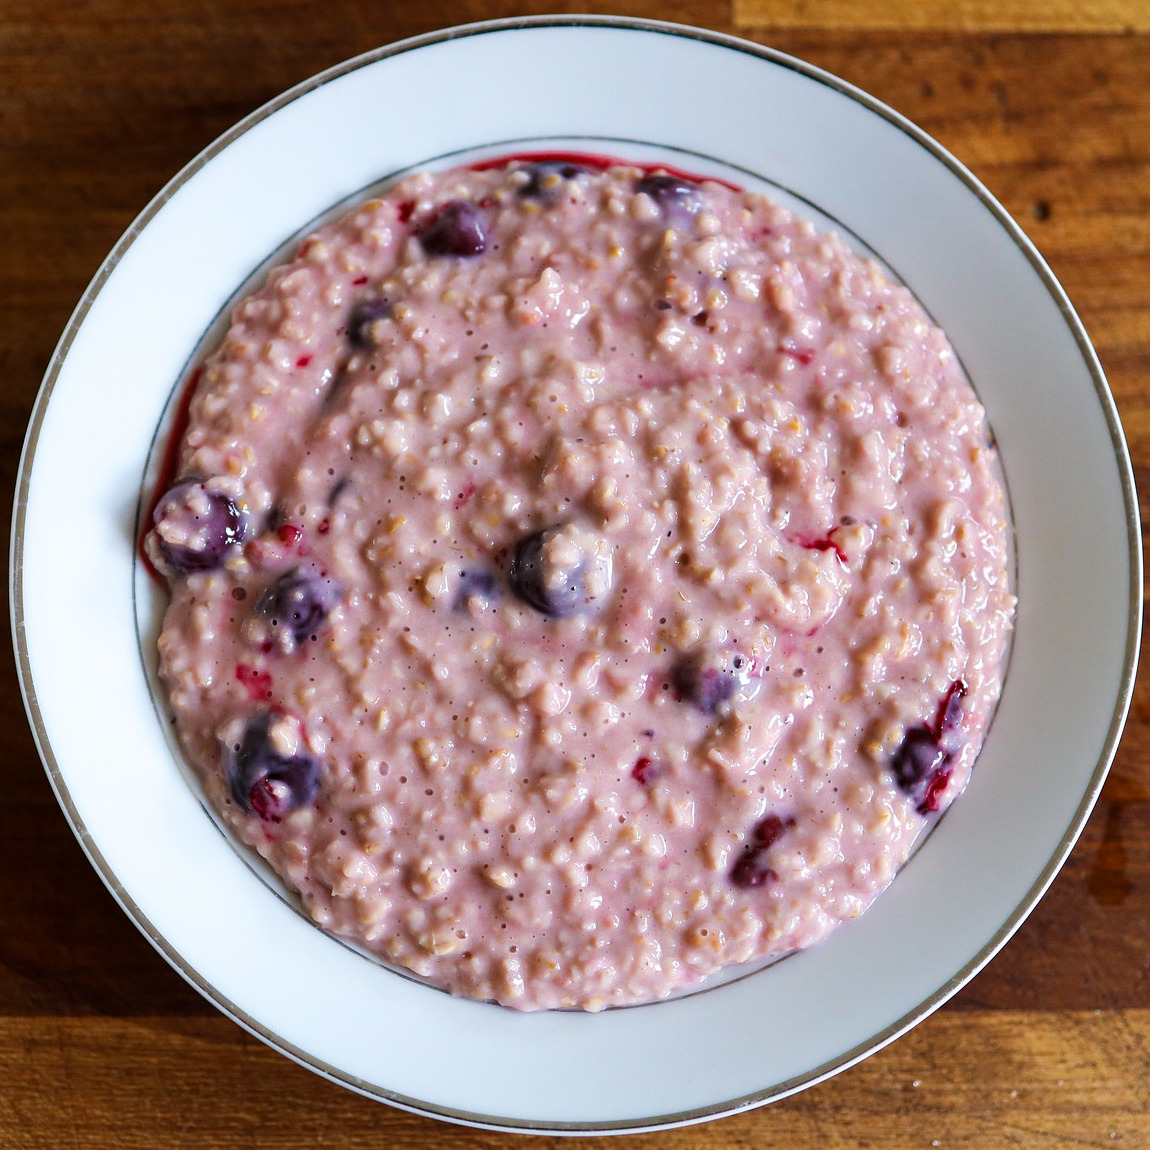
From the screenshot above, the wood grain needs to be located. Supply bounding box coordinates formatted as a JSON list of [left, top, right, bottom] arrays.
[[1, 0, 1148, 1146], [737, 0, 1150, 32], [0, 1011, 1146, 1148]]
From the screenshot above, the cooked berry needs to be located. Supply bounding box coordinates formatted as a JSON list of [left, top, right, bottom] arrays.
[[919, 767, 954, 814], [456, 568, 499, 610], [671, 648, 756, 715], [235, 662, 273, 702], [891, 728, 948, 791], [508, 523, 613, 617], [348, 297, 392, 347], [890, 680, 967, 813], [254, 563, 340, 652], [149, 477, 247, 575], [731, 814, 793, 888], [417, 200, 487, 256], [635, 174, 702, 221], [672, 655, 735, 713], [224, 713, 320, 821], [937, 680, 967, 753], [631, 756, 662, 785], [516, 161, 587, 203]]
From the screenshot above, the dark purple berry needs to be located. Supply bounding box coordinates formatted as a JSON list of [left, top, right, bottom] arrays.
[[150, 477, 247, 576], [890, 681, 968, 814], [508, 523, 613, 617], [731, 814, 793, 888], [509, 529, 554, 614], [455, 568, 499, 611], [417, 200, 487, 256], [671, 649, 753, 715], [348, 297, 392, 347], [516, 161, 587, 203], [730, 855, 776, 888], [224, 713, 320, 821], [509, 528, 573, 616], [891, 728, 948, 792], [635, 174, 703, 223], [254, 563, 340, 651]]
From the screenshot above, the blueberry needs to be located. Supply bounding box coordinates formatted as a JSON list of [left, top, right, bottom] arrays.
[[635, 174, 703, 222], [348, 296, 392, 347], [890, 681, 967, 814], [224, 713, 320, 821], [730, 814, 793, 888], [253, 563, 340, 652], [149, 477, 247, 576], [516, 161, 587, 203], [891, 728, 948, 793], [417, 200, 487, 256], [456, 568, 499, 611], [508, 523, 613, 617], [671, 649, 755, 715]]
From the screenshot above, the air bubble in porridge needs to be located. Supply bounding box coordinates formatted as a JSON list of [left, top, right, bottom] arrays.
[[146, 156, 1015, 1011]]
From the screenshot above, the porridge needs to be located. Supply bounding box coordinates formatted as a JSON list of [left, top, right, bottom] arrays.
[[146, 157, 1015, 1011]]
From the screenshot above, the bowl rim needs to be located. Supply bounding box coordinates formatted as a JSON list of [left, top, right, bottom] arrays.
[[10, 13, 1143, 1134]]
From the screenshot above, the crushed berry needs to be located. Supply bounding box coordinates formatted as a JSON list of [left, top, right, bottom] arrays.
[[919, 767, 954, 813], [631, 757, 662, 785], [670, 648, 754, 715], [792, 530, 847, 564], [778, 343, 817, 365], [348, 297, 392, 347], [454, 479, 477, 509], [731, 814, 794, 888], [890, 680, 968, 814], [455, 568, 499, 611], [235, 663, 273, 702]]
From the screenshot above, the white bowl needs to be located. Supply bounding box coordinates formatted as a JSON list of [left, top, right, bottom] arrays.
[[10, 16, 1141, 1134]]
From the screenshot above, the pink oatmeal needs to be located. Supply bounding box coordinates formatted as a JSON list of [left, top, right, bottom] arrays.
[[148, 158, 1015, 1011]]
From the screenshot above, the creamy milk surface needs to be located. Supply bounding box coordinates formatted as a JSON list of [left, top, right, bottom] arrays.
[[147, 159, 1015, 1010]]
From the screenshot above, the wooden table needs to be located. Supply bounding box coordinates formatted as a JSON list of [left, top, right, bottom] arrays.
[[3, 1, 1148, 1145]]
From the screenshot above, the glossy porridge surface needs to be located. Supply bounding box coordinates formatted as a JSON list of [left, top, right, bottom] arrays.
[[147, 159, 1015, 1010]]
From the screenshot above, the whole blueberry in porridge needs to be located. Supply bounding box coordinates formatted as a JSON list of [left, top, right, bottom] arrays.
[[247, 562, 341, 654], [508, 522, 614, 617], [149, 158, 1014, 1011], [223, 712, 321, 821], [148, 476, 248, 575], [515, 160, 588, 204]]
